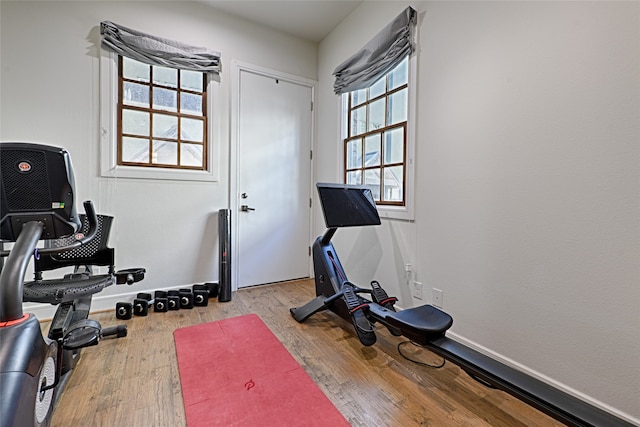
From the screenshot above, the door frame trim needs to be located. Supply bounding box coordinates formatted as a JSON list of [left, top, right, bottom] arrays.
[[229, 60, 317, 291]]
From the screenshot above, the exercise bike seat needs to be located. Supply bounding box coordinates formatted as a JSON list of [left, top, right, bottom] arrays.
[[369, 303, 453, 346], [23, 273, 112, 304], [23, 214, 115, 304]]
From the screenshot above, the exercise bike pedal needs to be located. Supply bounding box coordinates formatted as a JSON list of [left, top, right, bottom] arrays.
[[62, 319, 102, 350]]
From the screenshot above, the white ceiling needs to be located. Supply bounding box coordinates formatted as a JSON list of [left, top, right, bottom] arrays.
[[198, 1, 362, 42]]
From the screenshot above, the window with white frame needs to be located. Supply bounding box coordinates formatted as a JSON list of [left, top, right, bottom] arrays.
[[344, 57, 409, 206]]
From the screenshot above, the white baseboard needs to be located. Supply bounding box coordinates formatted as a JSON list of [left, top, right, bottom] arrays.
[[446, 331, 639, 426]]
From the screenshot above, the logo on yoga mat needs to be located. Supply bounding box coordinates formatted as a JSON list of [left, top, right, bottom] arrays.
[[244, 380, 255, 391]]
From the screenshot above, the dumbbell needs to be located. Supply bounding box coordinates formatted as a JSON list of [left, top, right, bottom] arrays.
[[115, 302, 133, 320], [204, 282, 219, 299], [167, 290, 181, 310], [193, 284, 209, 307], [179, 288, 194, 309], [133, 293, 154, 316], [154, 290, 168, 312]]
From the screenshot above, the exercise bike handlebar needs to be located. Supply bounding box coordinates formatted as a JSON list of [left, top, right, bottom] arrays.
[[36, 201, 99, 255], [0, 201, 99, 258], [0, 201, 99, 323]]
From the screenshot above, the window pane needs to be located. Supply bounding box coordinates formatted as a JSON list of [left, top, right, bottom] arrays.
[[364, 134, 380, 167], [181, 70, 203, 91], [364, 170, 380, 200], [153, 88, 177, 112], [123, 57, 149, 82], [152, 140, 177, 165], [346, 170, 362, 185], [181, 118, 204, 142], [346, 138, 362, 169], [153, 66, 178, 88], [351, 105, 366, 136], [368, 98, 385, 131], [388, 88, 407, 125], [369, 76, 386, 99], [180, 92, 202, 115], [384, 127, 404, 164], [121, 137, 149, 163], [180, 143, 203, 167], [351, 88, 367, 107], [389, 57, 408, 90], [383, 166, 404, 202], [152, 113, 178, 138], [123, 82, 149, 107], [122, 109, 149, 136]]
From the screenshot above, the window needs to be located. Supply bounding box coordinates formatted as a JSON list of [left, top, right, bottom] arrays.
[[344, 57, 409, 206], [119, 56, 207, 170], [100, 50, 219, 182]]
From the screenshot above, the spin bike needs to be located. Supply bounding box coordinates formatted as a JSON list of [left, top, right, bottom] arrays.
[[0, 142, 145, 427], [291, 182, 634, 427]]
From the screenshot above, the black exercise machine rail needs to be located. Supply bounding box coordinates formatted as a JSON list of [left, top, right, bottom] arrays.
[[425, 337, 636, 427]]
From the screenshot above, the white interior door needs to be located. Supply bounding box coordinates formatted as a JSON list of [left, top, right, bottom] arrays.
[[234, 66, 313, 288]]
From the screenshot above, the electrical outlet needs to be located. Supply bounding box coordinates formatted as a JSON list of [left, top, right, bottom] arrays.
[[412, 281, 423, 300], [432, 288, 443, 308]]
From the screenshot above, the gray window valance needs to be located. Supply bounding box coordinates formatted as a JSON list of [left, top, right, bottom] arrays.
[[333, 7, 416, 94], [100, 21, 221, 74]]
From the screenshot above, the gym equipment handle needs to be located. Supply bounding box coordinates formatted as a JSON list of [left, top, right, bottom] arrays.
[[37, 201, 99, 255]]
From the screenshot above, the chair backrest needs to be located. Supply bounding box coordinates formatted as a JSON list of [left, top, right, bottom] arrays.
[[0, 142, 81, 241], [34, 214, 115, 276]]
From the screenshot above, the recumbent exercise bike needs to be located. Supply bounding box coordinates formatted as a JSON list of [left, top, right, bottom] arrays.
[[291, 182, 634, 427], [0, 142, 145, 427]]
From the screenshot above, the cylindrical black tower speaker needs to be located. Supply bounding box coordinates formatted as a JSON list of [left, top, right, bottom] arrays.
[[218, 208, 232, 302]]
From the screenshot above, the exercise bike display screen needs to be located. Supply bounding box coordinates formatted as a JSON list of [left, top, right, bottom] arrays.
[[316, 183, 381, 228]]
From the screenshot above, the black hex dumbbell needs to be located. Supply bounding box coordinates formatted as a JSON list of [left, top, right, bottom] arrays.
[[179, 288, 194, 309], [154, 290, 168, 312], [205, 282, 219, 299], [167, 290, 181, 310], [193, 284, 209, 307], [133, 293, 154, 316], [115, 302, 133, 320]]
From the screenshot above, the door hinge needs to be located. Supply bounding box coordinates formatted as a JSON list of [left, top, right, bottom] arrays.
[[310, 150, 313, 160], [309, 198, 312, 208], [309, 246, 311, 256], [311, 101, 314, 111]]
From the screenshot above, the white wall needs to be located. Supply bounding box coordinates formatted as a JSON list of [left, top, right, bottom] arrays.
[[318, 1, 639, 422], [0, 1, 317, 312]]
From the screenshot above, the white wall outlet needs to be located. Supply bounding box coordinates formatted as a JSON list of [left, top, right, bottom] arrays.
[[432, 288, 443, 308], [412, 281, 423, 300]]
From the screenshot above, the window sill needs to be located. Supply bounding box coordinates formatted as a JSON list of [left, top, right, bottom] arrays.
[[100, 164, 217, 182]]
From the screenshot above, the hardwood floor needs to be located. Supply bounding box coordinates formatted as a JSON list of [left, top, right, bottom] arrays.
[[45, 279, 562, 426]]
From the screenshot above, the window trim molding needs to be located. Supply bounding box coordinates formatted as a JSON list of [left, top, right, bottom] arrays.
[[339, 52, 416, 221], [100, 48, 220, 182]]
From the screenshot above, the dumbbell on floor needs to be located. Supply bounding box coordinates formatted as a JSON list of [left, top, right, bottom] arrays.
[[133, 293, 154, 316], [116, 302, 133, 320], [154, 290, 168, 312], [193, 285, 209, 307], [179, 288, 194, 309], [167, 290, 180, 310]]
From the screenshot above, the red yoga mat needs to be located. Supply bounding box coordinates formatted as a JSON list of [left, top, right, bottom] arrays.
[[174, 314, 350, 426]]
